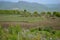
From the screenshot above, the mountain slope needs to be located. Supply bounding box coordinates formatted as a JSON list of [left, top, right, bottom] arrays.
[[46, 4, 60, 12], [0, 1, 60, 12]]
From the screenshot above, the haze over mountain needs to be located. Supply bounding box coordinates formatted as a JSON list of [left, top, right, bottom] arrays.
[[0, 1, 60, 12]]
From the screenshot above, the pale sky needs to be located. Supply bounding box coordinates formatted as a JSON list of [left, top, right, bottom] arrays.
[[0, 0, 60, 4]]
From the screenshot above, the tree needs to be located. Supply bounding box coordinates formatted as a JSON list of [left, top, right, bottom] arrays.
[[25, 12, 31, 17], [22, 10, 27, 17], [40, 12, 46, 17], [47, 12, 51, 15], [24, 10, 27, 13], [47, 12, 52, 17], [53, 12, 60, 17], [33, 11, 39, 17]]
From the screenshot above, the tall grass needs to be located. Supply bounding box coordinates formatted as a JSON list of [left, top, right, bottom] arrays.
[[0, 25, 60, 40]]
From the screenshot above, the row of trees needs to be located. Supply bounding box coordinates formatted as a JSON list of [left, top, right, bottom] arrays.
[[0, 10, 60, 17]]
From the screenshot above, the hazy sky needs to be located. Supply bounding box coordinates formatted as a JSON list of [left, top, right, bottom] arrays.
[[0, 0, 60, 4]]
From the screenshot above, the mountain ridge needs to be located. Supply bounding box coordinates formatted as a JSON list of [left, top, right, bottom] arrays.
[[0, 1, 60, 12]]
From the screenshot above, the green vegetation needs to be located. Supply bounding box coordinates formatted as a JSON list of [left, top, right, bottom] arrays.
[[0, 10, 60, 22], [0, 16, 45, 22], [0, 10, 60, 40], [0, 25, 60, 40], [53, 12, 60, 17], [0, 10, 60, 17]]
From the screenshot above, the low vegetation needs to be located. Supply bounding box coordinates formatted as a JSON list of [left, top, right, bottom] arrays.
[[0, 25, 60, 40], [0, 10, 60, 40]]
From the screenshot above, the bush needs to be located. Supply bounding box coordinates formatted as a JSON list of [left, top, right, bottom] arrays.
[[0, 25, 59, 40], [53, 12, 60, 17], [43, 26, 53, 32]]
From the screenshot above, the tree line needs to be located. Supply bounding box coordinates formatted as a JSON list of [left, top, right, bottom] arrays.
[[0, 10, 60, 17]]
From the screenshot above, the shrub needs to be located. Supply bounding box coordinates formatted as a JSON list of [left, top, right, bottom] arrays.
[[53, 12, 60, 17], [43, 26, 53, 32]]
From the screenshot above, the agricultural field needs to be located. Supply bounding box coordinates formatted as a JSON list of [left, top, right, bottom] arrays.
[[0, 14, 60, 29], [0, 0, 60, 40], [0, 15, 45, 22], [0, 10, 60, 40]]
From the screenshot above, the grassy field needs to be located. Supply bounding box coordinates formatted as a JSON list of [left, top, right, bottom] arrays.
[[0, 15, 46, 22], [0, 15, 60, 40], [0, 15, 60, 29], [0, 10, 60, 40], [0, 25, 60, 40]]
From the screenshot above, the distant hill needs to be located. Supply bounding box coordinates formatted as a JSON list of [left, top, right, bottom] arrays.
[[0, 1, 60, 12], [45, 4, 60, 12]]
